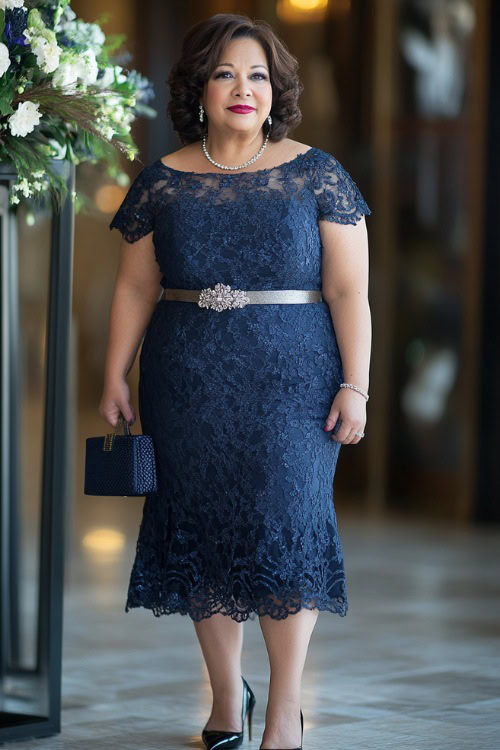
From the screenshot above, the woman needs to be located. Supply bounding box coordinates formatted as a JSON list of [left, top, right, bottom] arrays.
[[102, 12, 371, 750]]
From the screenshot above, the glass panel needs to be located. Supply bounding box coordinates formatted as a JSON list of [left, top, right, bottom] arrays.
[[1, 197, 52, 720], [389, 0, 477, 513]]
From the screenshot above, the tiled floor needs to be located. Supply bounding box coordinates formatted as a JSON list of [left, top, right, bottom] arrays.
[[3, 510, 500, 750]]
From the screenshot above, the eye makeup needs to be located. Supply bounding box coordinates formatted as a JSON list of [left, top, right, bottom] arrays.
[[214, 71, 268, 80]]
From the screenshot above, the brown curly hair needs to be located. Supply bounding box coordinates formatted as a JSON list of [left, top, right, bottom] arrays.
[[166, 13, 303, 145]]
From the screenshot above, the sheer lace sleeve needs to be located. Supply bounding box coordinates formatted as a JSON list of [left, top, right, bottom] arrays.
[[311, 150, 371, 225], [109, 166, 155, 243]]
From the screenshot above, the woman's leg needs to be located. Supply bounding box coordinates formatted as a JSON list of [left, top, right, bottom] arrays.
[[193, 614, 245, 732], [259, 607, 319, 749]]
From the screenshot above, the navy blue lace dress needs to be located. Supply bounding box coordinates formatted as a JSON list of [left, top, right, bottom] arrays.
[[109, 146, 371, 622]]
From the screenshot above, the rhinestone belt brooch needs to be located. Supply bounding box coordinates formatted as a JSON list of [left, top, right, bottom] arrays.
[[198, 283, 250, 311]]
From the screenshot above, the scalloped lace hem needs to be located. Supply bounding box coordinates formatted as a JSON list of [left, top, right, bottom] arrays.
[[124, 590, 348, 622]]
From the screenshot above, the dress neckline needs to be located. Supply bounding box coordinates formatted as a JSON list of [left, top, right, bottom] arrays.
[[155, 147, 317, 176]]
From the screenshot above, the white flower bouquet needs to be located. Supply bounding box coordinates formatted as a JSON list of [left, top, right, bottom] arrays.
[[0, 0, 157, 212]]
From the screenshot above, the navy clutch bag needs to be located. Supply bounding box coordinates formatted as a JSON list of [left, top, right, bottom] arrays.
[[84, 414, 158, 496]]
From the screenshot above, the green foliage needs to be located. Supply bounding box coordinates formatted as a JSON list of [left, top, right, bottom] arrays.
[[0, 1, 156, 214], [0, 73, 16, 116]]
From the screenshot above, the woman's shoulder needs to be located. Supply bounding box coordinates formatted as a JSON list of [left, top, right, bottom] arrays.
[[279, 139, 315, 161], [302, 145, 342, 168], [281, 143, 348, 177], [157, 144, 199, 172]]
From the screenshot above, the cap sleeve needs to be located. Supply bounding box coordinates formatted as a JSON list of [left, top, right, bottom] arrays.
[[109, 166, 155, 243], [311, 150, 371, 225]]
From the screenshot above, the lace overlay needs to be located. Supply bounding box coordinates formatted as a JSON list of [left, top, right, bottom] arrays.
[[109, 146, 371, 621]]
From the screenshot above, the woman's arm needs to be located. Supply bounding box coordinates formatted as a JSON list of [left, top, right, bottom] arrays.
[[319, 216, 372, 444], [99, 231, 163, 426]]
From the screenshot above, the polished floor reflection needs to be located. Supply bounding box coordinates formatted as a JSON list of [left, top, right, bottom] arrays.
[[5, 493, 500, 750]]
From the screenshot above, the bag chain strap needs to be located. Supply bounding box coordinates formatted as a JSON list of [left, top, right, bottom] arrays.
[[103, 413, 132, 451]]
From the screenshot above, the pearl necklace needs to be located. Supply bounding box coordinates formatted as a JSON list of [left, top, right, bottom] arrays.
[[202, 132, 270, 171]]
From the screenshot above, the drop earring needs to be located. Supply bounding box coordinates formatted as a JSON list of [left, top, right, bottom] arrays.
[[199, 104, 204, 122]]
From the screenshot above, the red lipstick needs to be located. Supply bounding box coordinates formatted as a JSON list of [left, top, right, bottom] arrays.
[[228, 105, 255, 113]]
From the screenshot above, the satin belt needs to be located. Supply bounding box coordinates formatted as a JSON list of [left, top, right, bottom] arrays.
[[162, 287, 323, 305]]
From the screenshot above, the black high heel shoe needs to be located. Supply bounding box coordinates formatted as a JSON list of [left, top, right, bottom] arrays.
[[259, 708, 304, 750], [202, 675, 256, 749]]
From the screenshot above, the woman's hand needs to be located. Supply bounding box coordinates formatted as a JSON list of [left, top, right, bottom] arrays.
[[98, 377, 136, 428], [323, 387, 367, 444]]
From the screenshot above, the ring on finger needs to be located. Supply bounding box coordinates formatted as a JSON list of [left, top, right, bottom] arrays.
[[332, 429, 365, 441]]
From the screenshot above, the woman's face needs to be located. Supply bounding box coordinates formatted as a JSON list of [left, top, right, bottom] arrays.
[[201, 37, 273, 137]]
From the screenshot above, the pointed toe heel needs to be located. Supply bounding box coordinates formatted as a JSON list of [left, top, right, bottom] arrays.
[[201, 675, 256, 750], [247, 681, 256, 741]]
